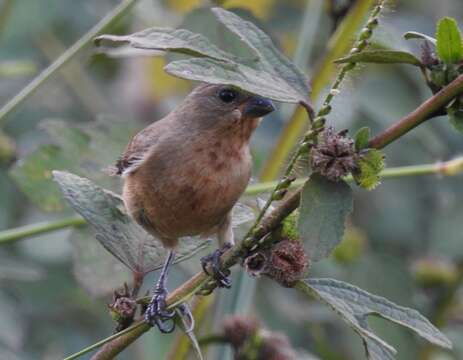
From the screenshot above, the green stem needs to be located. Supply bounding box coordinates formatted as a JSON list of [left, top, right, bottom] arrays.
[[246, 156, 463, 195], [0, 0, 138, 127], [198, 334, 229, 347], [63, 321, 148, 360], [0, 216, 84, 245], [2, 157, 463, 246]]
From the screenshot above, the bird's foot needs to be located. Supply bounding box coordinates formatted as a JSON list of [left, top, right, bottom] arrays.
[[200, 243, 232, 288], [144, 286, 176, 333]]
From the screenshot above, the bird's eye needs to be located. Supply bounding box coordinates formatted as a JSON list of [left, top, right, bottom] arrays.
[[218, 88, 238, 103]]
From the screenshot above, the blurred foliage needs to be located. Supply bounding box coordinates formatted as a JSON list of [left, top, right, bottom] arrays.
[[1, 1, 463, 359]]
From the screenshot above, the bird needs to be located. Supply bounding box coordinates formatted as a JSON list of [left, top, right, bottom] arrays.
[[112, 83, 275, 332]]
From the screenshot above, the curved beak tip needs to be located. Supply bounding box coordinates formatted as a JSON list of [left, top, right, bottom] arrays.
[[243, 96, 275, 118]]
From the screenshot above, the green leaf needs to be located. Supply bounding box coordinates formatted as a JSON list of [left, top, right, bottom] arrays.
[[353, 149, 385, 190], [52, 171, 254, 274], [70, 227, 132, 298], [211, 7, 310, 103], [448, 100, 463, 133], [403, 31, 436, 45], [97, 8, 310, 104], [95, 27, 237, 62], [297, 278, 452, 359], [165, 57, 305, 103], [335, 50, 423, 67], [53, 171, 211, 274], [355, 127, 371, 151], [298, 175, 353, 262], [436, 17, 463, 63]]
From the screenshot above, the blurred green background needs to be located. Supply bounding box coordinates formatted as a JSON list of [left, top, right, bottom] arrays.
[[0, 0, 462, 359]]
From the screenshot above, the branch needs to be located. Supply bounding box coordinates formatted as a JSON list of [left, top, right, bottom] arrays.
[[65, 74, 463, 357], [0, 0, 138, 127], [3, 156, 463, 245], [369, 74, 463, 149]]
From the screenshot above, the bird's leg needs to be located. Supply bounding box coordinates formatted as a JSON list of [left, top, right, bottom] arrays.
[[145, 250, 176, 333], [201, 212, 234, 288]]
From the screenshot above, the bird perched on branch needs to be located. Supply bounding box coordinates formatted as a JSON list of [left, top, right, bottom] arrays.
[[112, 83, 274, 332]]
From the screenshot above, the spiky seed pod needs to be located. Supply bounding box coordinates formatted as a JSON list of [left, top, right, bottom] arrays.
[[223, 315, 260, 348], [258, 331, 297, 360], [311, 126, 358, 181], [222, 316, 298, 360], [266, 240, 309, 287]]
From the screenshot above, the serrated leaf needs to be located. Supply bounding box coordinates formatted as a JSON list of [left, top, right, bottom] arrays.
[[403, 31, 436, 45], [436, 17, 463, 63], [298, 175, 353, 262], [355, 127, 371, 151], [70, 227, 132, 297], [53, 171, 253, 274], [353, 149, 385, 190], [95, 27, 236, 62], [298, 278, 452, 360], [212, 7, 310, 103], [53, 171, 211, 274], [165, 57, 304, 103], [335, 50, 423, 67]]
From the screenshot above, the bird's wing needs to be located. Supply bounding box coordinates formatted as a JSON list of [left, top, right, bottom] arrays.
[[110, 123, 161, 176]]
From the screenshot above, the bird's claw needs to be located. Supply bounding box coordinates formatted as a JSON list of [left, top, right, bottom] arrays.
[[144, 287, 176, 333], [200, 244, 232, 288]]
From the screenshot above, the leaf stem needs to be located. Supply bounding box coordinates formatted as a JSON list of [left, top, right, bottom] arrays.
[[0, 0, 138, 127], [0, 215, 84, 245]]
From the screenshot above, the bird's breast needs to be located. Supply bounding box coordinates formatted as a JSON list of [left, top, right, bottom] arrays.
[[123, 137, 252, 240]]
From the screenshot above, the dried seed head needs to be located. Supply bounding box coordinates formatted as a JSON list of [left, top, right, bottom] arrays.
[[259, 331, 297, 360], [108, 285, 137, 330], [243, 251, 268, 277], [266, 240, 310, 287], [223, 315, 260, 348], [421, 41, 439, 67], [311, 126, 358, 181], [223, 316, 298, 360]]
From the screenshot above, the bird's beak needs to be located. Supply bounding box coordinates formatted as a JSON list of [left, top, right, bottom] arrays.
[[243, 96, 275, 118]]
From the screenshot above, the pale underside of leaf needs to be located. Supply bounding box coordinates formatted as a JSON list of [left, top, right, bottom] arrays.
[[403, 31, 437, 45], [299, 278, 452, 360], [335, 50, 423, 67], [95, 27, 236, 62], [297, 175, 353, 262], [165, 57, 303, 103], [53, 171, 254, 275], [212, 7, 310, 103]]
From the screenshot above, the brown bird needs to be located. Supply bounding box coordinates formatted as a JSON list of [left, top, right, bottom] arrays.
[[113, 83, 274, 332]]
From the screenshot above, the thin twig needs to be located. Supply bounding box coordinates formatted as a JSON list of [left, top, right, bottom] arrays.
[[0, 0, 138, 127]]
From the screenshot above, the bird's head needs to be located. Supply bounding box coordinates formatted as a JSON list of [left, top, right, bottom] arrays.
[[174, 83, 275, 131]]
